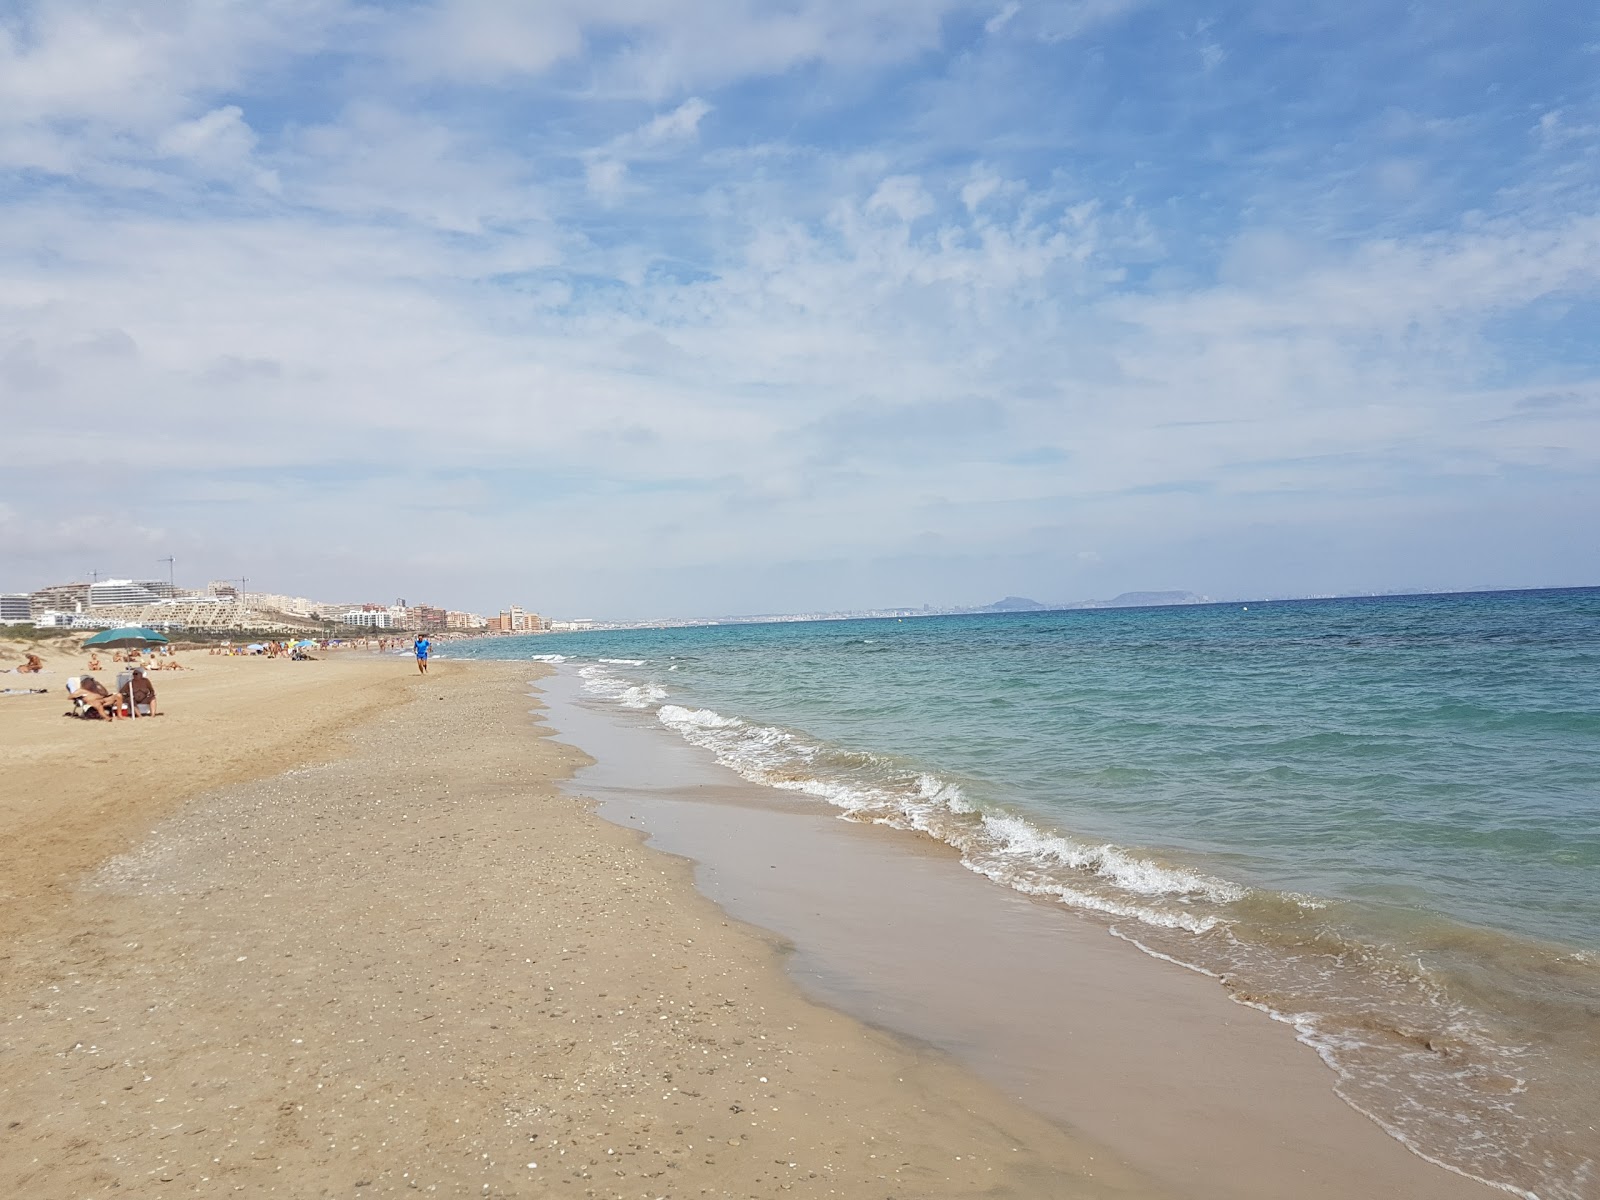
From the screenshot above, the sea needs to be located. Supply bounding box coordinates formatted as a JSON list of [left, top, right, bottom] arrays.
[[454, 588, 1600, 1200]]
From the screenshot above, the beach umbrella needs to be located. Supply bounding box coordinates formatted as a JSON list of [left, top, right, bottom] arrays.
[[83, 627, 170, 648]]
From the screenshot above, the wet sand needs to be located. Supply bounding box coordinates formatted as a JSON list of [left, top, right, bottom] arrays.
[[0, 656, 1153, 1198]]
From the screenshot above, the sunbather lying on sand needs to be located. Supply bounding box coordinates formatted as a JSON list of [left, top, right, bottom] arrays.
[[70, 676, 120, 719]]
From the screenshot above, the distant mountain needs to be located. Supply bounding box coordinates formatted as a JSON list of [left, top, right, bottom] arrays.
[[1099, 590, 1208, 608], [976, 596, 1050, 612]]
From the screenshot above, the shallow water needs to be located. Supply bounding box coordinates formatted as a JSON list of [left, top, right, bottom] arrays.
[[459, 588, 1600, 1199]]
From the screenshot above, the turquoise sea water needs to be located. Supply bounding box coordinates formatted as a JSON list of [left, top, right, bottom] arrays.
[[455, 588, 1600, 1199]]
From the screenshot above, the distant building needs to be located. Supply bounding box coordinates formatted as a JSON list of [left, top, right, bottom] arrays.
[[207, 581, 240, 599], [246, 592, 324, 617], [446, 610, 488, 630], [487, 606, 545, 634], [29, 582, 90, 616], [33, 610, 73, 628], [409, 604, 448, 631], [34, 609, 116, 630], [339, 609, 395, 629], [0, 593, 32, 622], [87, 579, 164, 607]]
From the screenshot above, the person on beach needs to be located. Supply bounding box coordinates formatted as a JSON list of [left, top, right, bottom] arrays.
[[119, 668, 158, 716], [18, 653, 44, 673], [414, 633, 430, 675], [70, 675, 120, 719], [87, 652, 102, 671]]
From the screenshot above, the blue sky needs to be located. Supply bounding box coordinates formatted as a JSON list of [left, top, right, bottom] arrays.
[[1, 0, 1597, 618]]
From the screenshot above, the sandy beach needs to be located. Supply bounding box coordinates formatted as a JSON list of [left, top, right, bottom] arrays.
[[0, 653, 1155, 1198]]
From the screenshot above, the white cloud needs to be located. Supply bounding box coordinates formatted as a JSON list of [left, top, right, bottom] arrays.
[[866, 175, 936, 223], [156, 105, 280, 191], [585, 97, 713, 202], [388, 0, 976, 95], [285, 104, 551, 233], [391, 0, 584, 81], [985, 3, 1021, 34], [0, 0, 346, 188]]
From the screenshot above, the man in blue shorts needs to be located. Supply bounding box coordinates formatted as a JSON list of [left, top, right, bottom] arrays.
[[413, 633, 430, 675]]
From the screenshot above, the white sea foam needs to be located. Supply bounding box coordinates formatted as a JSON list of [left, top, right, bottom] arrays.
[[530, 654, 567, 663], [976, 812, 1247, 903], [577, 663, 666, 709], [599, 658, 646, 665], [618, 684, 667, 709], [970, 864, 1224, 933], [648, 699, 1247, 939], [658, 705, 742, 730], [916, 772, 973, 813]]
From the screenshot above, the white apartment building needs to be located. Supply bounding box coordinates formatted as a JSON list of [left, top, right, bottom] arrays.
[[0, 593, 32, 622], [88, 579, 164, 607], [339, 609, 395, 629], [34, 610, 111, 629]]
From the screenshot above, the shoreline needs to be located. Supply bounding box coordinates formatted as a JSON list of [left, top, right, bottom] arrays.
[[516, 624, 1596, 1200], [541, 667, 1500, 1200], [0, 656, 1153, 1198]]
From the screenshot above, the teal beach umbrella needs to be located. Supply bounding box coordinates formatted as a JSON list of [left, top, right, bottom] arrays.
[[83, 627, 170, 648]]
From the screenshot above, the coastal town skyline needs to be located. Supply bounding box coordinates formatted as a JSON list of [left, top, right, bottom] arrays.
[[5, 561, 1586, 634]]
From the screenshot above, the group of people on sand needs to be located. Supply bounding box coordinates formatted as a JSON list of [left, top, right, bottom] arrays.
[[207, 640, 330, 658], [89, 648, 185, 673], [67, 667, 159, 720]]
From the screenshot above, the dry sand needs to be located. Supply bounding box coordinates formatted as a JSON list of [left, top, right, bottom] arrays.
[[0, 654, 1157, 1199]]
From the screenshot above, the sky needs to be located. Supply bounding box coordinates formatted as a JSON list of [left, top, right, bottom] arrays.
[[1, 0, 1597, 619]]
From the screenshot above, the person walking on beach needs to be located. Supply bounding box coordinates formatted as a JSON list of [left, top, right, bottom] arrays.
[[414, 633, 430, 675]]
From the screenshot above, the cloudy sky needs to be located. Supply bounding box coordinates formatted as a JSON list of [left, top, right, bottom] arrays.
[[2, 0, 1597, 618]]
